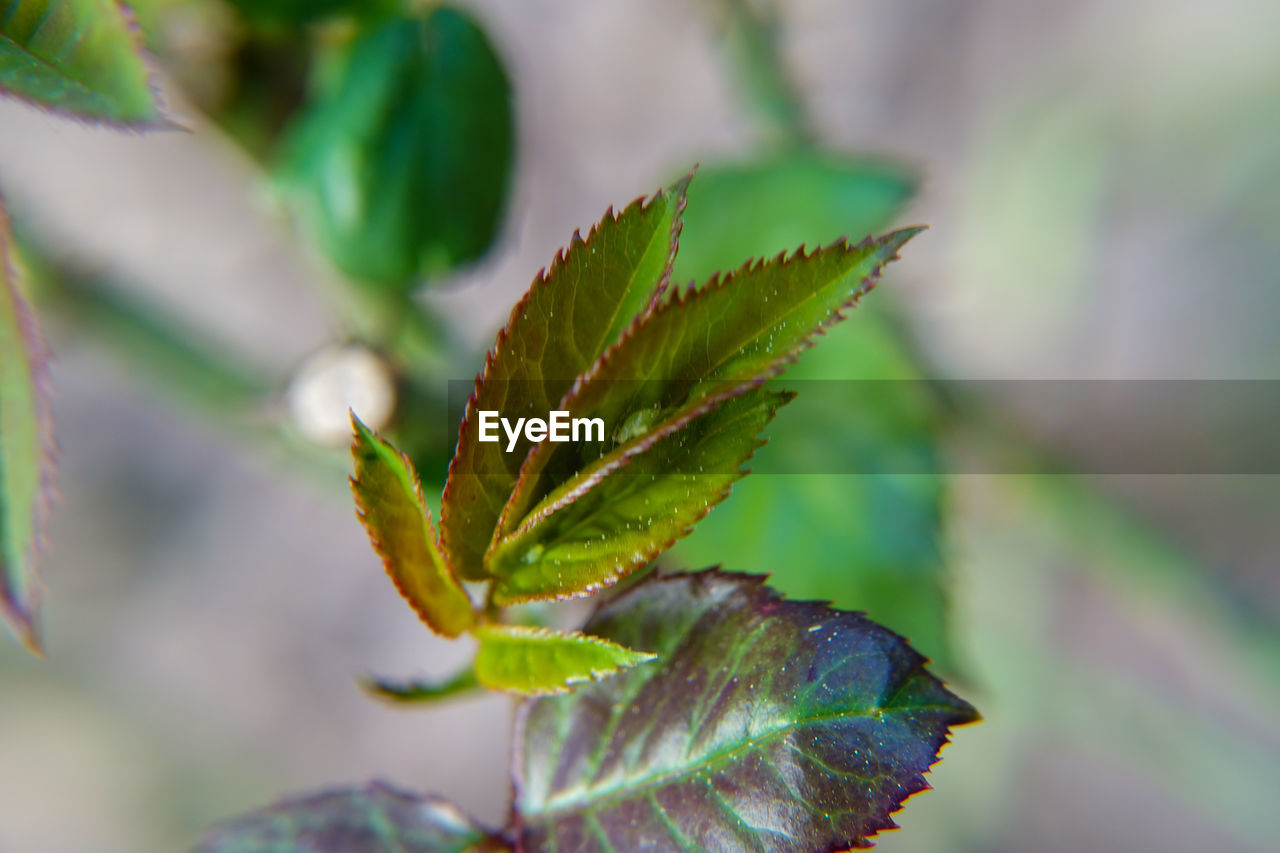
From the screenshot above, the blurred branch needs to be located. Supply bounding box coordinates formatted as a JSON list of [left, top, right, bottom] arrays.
[[706, 0, 811, 149]]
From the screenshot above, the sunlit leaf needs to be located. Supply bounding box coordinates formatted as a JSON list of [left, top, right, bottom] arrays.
[[277, 6, 514, 288], [487, 388, 791, 604], [0, 194, 54, 652], [473, 623, 654, 696], [196, 782, 508, 852], [441, 177, 689, 581], [0, 0, 165, 124], [513, 569, 978, 851], [498, 228, 921, 538], [350, 413, 473, 637]]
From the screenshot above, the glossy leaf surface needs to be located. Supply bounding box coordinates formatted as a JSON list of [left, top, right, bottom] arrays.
[[0, 195, 53, 651], [442, 178, 688, 581], [488, 388, 790, 604], [499, 228, 920, 538], [473, 624, 654, 695], [278, 6, 513, 287], [197, 782, 506, 852], [0, 0, 163, 124], [514, 570, 977, 851], [351, 414, 473, 637]]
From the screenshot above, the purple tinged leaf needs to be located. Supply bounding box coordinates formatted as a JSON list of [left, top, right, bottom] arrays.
[[441, 177, 690, 582], [350, 413, 474, 637], [196, 782, 509, 852], [497, 228, 922, 546], [0, 1, 168, 126], [473, 623, 655, 696], [0, 192, 55, 653], [487, 387, 792, 605], [513, 569, 978, 852]]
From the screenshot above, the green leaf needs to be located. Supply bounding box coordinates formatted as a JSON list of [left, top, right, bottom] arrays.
[[196, 782, 507, 852], [513, 569, 977, 851], [0, 0, 165, 124], [473, 623, 655, 696], [277, 6, 514, 288], [497, 228, 921, 541], [441, 177, 689, 581], [362, 667, 479, 705], [350, 413, 473, 637], [488, 387, 791, 604], [0, 193, 54, 653]]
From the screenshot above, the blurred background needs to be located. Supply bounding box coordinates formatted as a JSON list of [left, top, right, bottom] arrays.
[[1, 0, 1278, 850]]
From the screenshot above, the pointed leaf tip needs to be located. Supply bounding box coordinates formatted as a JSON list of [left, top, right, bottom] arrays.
[[514, 569, 978, 851], [350, 413, 474, 637], [0, 0, 167, 125], [441, 175, 693, 581]]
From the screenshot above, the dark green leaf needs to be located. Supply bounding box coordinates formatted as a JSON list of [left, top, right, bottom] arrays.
[[498, 228, 921, 540], [362, 668, 479, 705], [441, 177, 689, 581], [350, 413, 474, 637], [0, 193, 53, 652], [0, 0, 165, 124], [514, 569, 977, 852], [487, 388, 791, 604], [473, 624, 654, 695], [196, 782, 507, 852], [277, 6, 514, 287]]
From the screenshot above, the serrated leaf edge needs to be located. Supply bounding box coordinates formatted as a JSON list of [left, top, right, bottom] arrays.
[[509, 568, 978, 845], [441, 178, 690, 581], [0, 1, 175, 129], [350, 412, 474, 637], [488, 391, 793, 606], [495, 228, 921, 551]]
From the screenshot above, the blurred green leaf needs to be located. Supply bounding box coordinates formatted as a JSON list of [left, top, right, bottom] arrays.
[[441, 177, 689, 581], [278, 5, 514, 288], [514, 569, 977, 851], [0, 0, 165, 124], [351, 414, 474, 637], [488, 388, 790, 605], [0, 194, 53, 653], [224, 0, 390, 28], [363, 667, 479, 705], [472, 624, 654, 695], [197, 782, 507, 852], [665, 152, 959, 669], [670, 152, 915, 286]]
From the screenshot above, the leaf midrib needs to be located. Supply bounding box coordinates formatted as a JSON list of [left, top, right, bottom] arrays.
[[525, 697, 956, 824]]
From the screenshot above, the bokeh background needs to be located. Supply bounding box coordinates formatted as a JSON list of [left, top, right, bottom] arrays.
[[2, 0, 1278, 850]]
